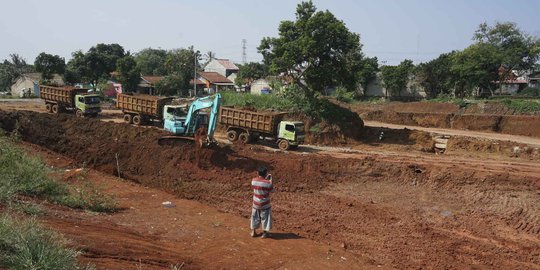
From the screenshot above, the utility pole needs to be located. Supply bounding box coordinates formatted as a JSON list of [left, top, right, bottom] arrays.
[[193, 50, 199, 97], [242, 39, 247, 64]]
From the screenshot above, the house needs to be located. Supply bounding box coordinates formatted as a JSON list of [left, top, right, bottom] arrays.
[[10, 73, 64, 97], [137, 76, 164, 94], [195, 72, 235, 94], [528, 71, 540, 89], [204, 59, 239, 84], [250, 79, 272, 95], [492, 67, 528, 95]]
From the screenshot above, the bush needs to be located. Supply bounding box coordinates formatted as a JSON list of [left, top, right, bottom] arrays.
[[332, 87, 356, 103], [518, 87, 540, 97], [0, 215, 94, 270]]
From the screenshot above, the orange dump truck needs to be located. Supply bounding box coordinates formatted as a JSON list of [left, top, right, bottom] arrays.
[[39, 85, 101, 117], [116, 93, 174, 125]]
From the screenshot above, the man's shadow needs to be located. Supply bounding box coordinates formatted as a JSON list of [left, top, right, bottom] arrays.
[[268, 232, 302, 240]]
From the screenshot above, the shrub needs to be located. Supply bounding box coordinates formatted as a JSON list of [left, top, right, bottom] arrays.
[[502, 99, 540, 113], [518, 87, 540, 97]]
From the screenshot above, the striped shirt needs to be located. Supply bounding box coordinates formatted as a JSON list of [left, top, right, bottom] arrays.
[[252, 177, 274, 210]]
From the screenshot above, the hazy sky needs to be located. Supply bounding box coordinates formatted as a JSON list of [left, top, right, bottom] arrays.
[[1, 0, 539, 65]]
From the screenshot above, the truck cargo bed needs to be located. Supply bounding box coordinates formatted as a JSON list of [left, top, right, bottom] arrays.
[[39, 86, 88, 106], [219, 107, 285, 134], [116, 93, 173, 118]]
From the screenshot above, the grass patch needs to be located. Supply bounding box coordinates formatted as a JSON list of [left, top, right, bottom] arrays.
[[501, 99, 540, 113], [221, 91, 296, 111], [0, 135, 67, 203], [0, 214, 94, 270], [0, 134, 118, 213], [12, 202, 45, 216]]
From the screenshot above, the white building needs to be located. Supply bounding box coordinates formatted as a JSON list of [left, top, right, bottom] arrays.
[[204, 59, 239, 84], [10, 73, 64, 97]]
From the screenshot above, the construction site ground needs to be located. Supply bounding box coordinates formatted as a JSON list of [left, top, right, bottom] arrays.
[[0, 99, 539, 269]]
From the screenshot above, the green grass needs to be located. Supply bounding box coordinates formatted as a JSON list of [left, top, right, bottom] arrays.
[[0, 134, 118, 213], [221, 91, 296, 111], [12, 203, 45, 216], [0, 214, 94, 270], [501, 99, 540, 113]]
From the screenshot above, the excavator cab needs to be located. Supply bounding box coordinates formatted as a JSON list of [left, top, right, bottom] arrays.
[[159, 94, 221, 146]]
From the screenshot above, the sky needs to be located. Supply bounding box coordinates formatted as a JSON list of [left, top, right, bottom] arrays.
[[1, 0, 539, 66]]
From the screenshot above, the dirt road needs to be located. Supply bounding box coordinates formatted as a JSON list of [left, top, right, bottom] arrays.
[[1, 110, 538, 269], [365, 120, 540, 147]]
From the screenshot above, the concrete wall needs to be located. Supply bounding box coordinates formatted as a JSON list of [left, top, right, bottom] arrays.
[[250, 79, 271, 95], [11, 77, 36, 97]]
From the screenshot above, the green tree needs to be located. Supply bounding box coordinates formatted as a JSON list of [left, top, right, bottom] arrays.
[[416, 52, 456, 98], [134, 48, 167, 76], [85, 43, 125, 88], [155, 74, 188, 96], [357, 56, 379, 97], [64, 50, 87, 85], [235, 62, 269, 86], [34, 52, 66, 81], [0, 54, 34, 91], [381, 59, 414, 97], [164, 47, 198, 94], [116, 53, 140, 93], [258, 1, 363, 98], [450, 43, 501, 97]]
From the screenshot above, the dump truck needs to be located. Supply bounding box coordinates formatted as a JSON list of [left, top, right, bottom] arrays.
[[116, 93, 175, 125], [219, 107, 305, 150], [39, 85, 101, 117]]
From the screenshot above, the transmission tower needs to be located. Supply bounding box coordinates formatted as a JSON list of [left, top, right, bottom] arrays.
[[242, 39, 247, 64]]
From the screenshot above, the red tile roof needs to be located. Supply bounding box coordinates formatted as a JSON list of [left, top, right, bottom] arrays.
[[198, 72, 233, 84], [217, 59, 239, 70], [141, 76, 164, 85]]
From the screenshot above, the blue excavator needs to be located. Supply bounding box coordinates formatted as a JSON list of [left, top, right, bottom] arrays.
[[158, 93, 221, 146]]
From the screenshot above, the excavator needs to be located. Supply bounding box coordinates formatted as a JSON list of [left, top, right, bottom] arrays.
[[158, 93, 221, 147]]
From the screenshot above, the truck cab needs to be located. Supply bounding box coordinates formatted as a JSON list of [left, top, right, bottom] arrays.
[[75, 94, 102, 116], [163, 105, 188, 134], [278, 121, 305, 148]]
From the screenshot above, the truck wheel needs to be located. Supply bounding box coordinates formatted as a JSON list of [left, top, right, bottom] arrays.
[[76, 110, 83, 118], [45, 103, 52, 113], [52, 104, 59, 114], [278, 139, 290, 150], [132, 115, 142, 125], [227, 130, 239, 142], [239, 132, 251, 144], [123, 114, 132, 124]]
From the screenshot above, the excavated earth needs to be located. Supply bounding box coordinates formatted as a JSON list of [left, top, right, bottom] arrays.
[[1, 110, 540, 269]]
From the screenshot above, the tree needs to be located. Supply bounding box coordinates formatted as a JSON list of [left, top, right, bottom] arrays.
[[0, 54, 34, 91], [415, 52, 456, 98], [450, 43, 502, 97], [64, 50, 87, 85], [474, 22, 540, 79], [235, 62, 269, 86], [34, 52, 65, 81], [357, 56, 379, 97], [135, 48, 167, 76], [116, 53, 140, 93], [381, 59, 414, 97], [155, 74, 188, 96], [85, 43, 125, 88], [164, 47, 198, 94], [258, 1, 364, 98]]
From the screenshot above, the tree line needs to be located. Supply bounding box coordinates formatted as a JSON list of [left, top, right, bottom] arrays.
[[2, 1, 539, 100]]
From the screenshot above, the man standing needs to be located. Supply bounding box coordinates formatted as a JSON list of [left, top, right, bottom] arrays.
[[250, 166, 275, 238]]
